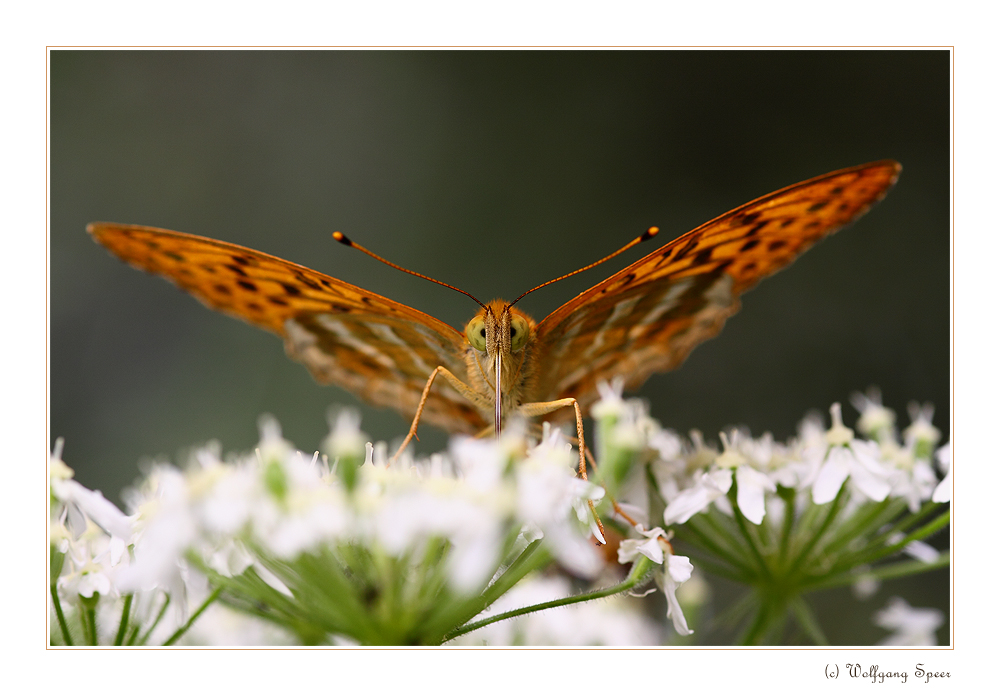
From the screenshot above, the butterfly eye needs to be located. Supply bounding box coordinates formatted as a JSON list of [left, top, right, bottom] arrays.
[[466, 317, 487, 351], [510, 316, 529, 351]]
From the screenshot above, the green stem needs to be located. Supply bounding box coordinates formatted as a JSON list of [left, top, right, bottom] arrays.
[[443, 554, 656, 642], [114, 594, 134, 646], [803, 552, 950, 592], [786, 483, 848, 579], [834, 510, 951, 572], [740, 594, 787, 645], [426, 540, 551, 644], [789, 596, 828, 645], [162, 586, 223, 646], [695, 507, 756, 568], [81, 597, 98, 645], [776, 486, 797, 570], [483, 539, 550, 606], [819, 497, 901, 559], [675, 514, 754, 579], [50, 584, 72, 646], [137, 592, 171, 646]]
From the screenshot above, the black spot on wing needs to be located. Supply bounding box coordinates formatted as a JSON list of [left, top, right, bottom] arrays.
[[693, 248, 713, 265]]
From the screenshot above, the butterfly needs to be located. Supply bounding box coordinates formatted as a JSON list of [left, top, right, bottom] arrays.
[[89, 160, 900, 472]]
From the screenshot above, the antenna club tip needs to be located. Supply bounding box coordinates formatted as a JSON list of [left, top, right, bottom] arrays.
[[333, 231, 352, 246], [642, 226, 660, 241]]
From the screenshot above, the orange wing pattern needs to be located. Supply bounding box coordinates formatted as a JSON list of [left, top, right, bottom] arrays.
[[87, 224, 486, 434], [532, 160, 901, 411]]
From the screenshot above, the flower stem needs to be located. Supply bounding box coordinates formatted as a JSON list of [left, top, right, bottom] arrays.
[[162, 587, 223, 646], [50, 584, 72, 646], [740, 594, 788, 645], [137, 592, 170, 646], [804, 552, 950, 592], [443, 555, 657, 642], [834, 508, 950, 571], [676, 513, 754, 580], [786, 483, 848, 578], [789, 596, 828, 645], [114, 594, 134, 646]]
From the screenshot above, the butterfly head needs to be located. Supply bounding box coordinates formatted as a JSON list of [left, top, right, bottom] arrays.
[[464, 299, 537, 433], [465, 300, 535, 367], [464, 299, 533, 361]]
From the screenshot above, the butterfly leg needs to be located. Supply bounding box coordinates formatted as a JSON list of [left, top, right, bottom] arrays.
[[391, 366, 490, 465]]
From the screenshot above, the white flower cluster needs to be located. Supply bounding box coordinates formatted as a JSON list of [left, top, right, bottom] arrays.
[[591, 382, 951, 532], [49, 384, 948, 646], [50, 413, 619, 645]]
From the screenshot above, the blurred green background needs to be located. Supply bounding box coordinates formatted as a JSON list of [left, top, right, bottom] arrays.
[[50, 50, 949, 643]]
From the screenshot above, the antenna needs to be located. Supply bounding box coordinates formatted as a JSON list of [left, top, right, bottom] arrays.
[[333, 231, 487, 310], [506, 226, 659, 309]]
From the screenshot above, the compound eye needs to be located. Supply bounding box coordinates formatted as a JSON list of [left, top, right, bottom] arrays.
[[510, 316, 529, 351], [466, 317, 487, 351]]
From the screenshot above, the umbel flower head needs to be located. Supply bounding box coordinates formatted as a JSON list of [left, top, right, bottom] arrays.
[[49, 386, 948, 646]]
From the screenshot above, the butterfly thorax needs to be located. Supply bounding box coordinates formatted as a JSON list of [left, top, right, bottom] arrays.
[[462, 299, 539, 422]]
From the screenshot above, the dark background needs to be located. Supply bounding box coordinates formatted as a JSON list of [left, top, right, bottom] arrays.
[[50, 50, 950, 643]]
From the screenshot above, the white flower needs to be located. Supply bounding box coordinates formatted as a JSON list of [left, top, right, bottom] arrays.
[[716, 431, 778, 525], [649, 428, 683, 462], [251, 448, 349, 559], [617, 525, 668, 565], [117, 465, 198, 598], [323, 408, 367, 460], [658, 552, 695, 636], [851, 387, 896, 441], [663, 469, 733, 525], [873, 597, 943, 645], [50, 439, 133, 542], [614, 525, 693, 636], [903, 402, 941, 453], [516, 428, 604, 578], [809, 404, 892, 504], [591, 377, 627, 420], [734, 464, 777, 525], [932, 442, 951, 503], [57, 523, 122, 599]]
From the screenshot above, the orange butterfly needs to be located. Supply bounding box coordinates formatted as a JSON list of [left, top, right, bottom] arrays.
[[89, 161, 900, 472]]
